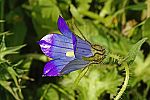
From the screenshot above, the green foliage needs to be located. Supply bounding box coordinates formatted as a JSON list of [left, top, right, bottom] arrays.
[[6, 8, 27, 46], [23, 0, 61, 38], [38, 84, 59, 100], [124, 38, 148, 65], [1, 0, 150, 100], [143, 18, 150, 43], [0, 35, 25, 100]]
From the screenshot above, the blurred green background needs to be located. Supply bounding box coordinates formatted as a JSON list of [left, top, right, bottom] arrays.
[[0, 0, 150, 100]]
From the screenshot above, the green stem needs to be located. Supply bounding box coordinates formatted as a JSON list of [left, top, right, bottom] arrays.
[[0, 0, 4, 32], [114, 63, 129, 100], [73, 66, 89, 88], [147, 0, 150, 18], [40, 84, 51, 100], [51, 84, 75, 100]]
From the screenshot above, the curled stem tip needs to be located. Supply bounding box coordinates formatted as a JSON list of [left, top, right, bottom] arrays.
[[114, 63, 129, 100]]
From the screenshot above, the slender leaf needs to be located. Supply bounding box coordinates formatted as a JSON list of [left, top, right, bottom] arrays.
[[124, 38, 148, 65]]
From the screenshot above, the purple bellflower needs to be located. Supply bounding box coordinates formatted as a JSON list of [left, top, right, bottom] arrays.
[[38, 16, 104, 76]]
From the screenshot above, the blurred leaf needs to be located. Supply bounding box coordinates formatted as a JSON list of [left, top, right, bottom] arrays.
[[28, 0, 60, 38], [0, 35, 25, 64], [127, 20, 145, 38], [99, 0, 113, 17], [51, 84, 74, 100], [0, 62, 9, 80], [0, 44, 26, 61], [21, 58, 32, 69], [25, 53, 48, 62], [70, 4, 84, 23], [57, 0, 71, 19], [6, 7, 27, 46], [85, 67, 122, 99], [127, 3, 147, 11], [130, 53, 150, 87], [143, 18, 150, 43], [0, 81, 20, 100], [39, 84, 59, 100], [0, 35, 6, 52], [61, 65, 123, 100], [7, 67, 18, 85], [73, 20, 107, 46], [0, 31, 13, 36], [18, 54, 48, 69], [79, 10, 104, 22], [77, 0, 92, 13], [7, 66, 24, 99], [0, 20, 5, 23], [124, 38, 147, 65]]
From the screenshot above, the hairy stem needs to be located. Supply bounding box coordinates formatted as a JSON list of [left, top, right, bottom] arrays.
[[114, 63, 129, 100]]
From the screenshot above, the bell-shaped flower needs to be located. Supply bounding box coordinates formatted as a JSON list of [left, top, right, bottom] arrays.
[[38, 16, 93, 76]]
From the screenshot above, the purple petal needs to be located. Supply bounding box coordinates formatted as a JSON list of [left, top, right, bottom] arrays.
[[72, 34, 77, 52], [43, 59, 72, 76], [57, 16, 77, 51], [60, 59, 90, 74], [57, 16, 73, 38], [75, 37, 93, 59], [38, 34, 76, 59]]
